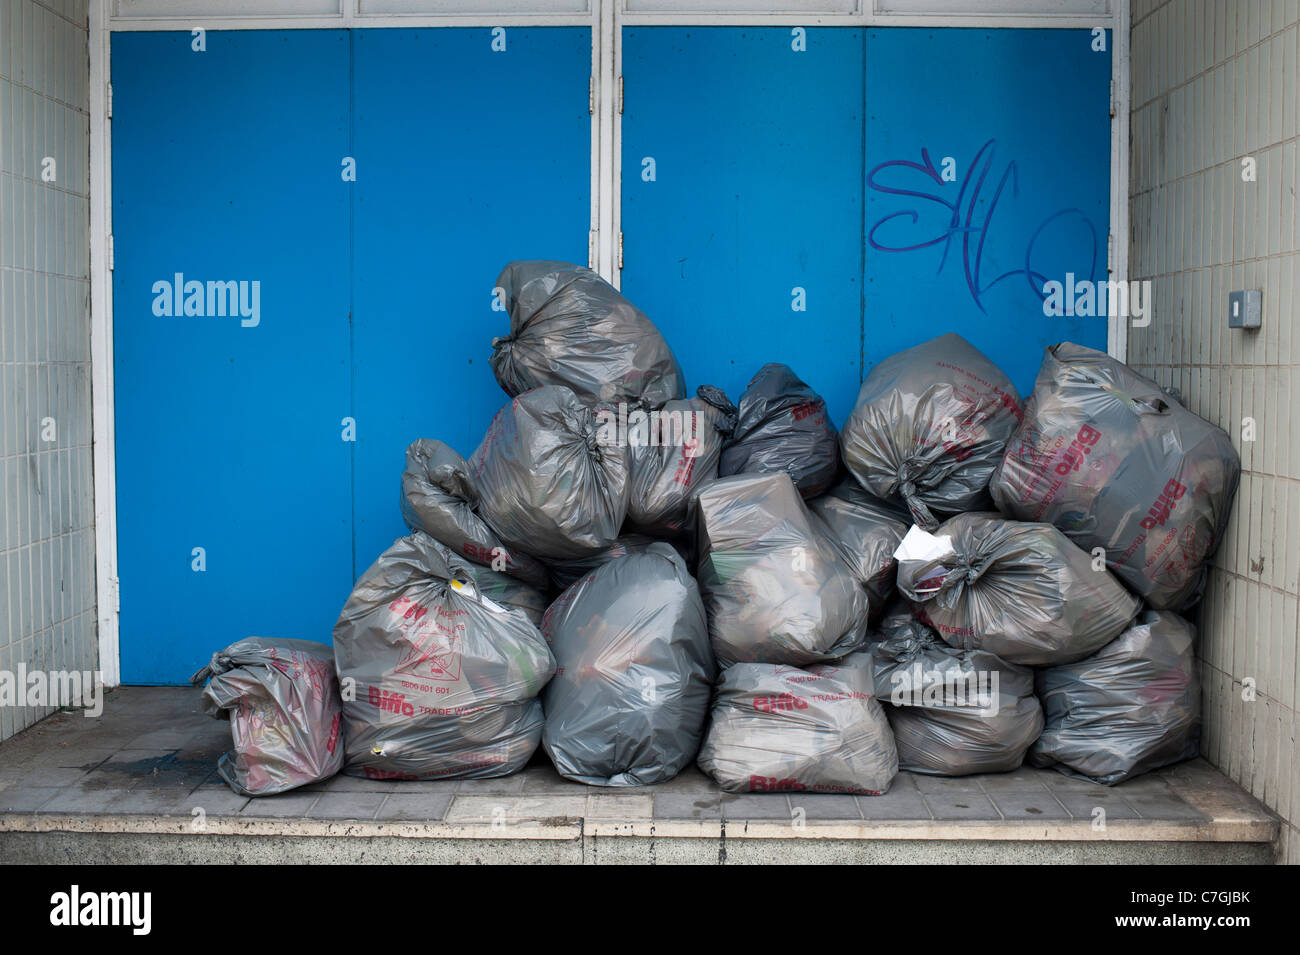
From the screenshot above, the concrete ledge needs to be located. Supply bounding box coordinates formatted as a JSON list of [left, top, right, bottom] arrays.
[[0, 809, 1277, 844], [0, 830, 1275, 865]]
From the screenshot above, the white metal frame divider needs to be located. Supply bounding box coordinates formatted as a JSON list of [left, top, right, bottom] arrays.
[[89, 0, 118, 687], [87, 0, 1131, 684]]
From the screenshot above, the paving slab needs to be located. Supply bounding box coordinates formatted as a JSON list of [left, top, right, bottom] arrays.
[[444, 795, 588, 826], [378, 793, 454, 822], [238, 792, 321, 819], [922, 792, 1001, 820], [587, 794, 654, 820], [858, 788, 935, 821], [988, 791, 1073, 821], [310, 792, 390, 821], [1052, 790, 1142, 821]]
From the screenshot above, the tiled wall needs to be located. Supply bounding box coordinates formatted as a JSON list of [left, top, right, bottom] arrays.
[[1130, 0, 1300, 863], [0, 0, 96, 742]]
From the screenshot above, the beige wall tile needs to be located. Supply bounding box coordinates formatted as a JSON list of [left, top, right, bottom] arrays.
[[1133, 0, 1300, 851]]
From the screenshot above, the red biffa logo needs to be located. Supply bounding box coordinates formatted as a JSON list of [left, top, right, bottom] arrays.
[[367, 685, 414, 717], [750, 776, 807, 792], [1054, 425, 1103, 475], [791, 399, 824, 422], [753, 693, 807, 713], [1140, 479, 1187, 529]]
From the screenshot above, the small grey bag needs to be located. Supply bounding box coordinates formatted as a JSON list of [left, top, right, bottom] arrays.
[[840, 333, 1023, 529], [540, 543, 715, 786], [719, 363, 840, 498], [894, 512, 1140, 666], [470, 385, 630, 561], [697, 653, 898, 795], [867, 605, 1043, 776], [695, 472, 871, 667], [400, 438, 550, 589], [489, 260, 686, 409], [1030, 610, 1201, 786], [991, 342, 1240, 610], [192, 638, 344, 797], [626, 386, 738, 535], [332, 532, 555, 781]]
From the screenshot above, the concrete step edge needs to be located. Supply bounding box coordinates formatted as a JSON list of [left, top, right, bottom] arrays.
[[0, 811, 1279, 844]]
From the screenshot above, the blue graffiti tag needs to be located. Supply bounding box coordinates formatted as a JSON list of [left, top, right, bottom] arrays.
[[866, 140, 1097, 313]]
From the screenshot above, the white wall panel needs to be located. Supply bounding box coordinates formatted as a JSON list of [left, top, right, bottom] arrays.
[[0, 0, 97, 743], [876, 0, 1108, 14], [1128, 0, 1300, 865], [113, 0, 343, 17], [360, 1, 590, 14]]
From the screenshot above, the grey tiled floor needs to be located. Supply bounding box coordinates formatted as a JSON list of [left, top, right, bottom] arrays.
[[0, 686, 1249, 829]]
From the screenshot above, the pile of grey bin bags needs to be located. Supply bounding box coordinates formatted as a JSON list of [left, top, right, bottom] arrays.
[[193, 260, 1240, 798]]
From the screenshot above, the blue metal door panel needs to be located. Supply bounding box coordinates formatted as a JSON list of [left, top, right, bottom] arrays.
[[619, 27, 867, 426], [109, 25, 1109, 684], [864, 28, 1112, 395], [112, 31, 353, 683], [349, 27, 591, 567]]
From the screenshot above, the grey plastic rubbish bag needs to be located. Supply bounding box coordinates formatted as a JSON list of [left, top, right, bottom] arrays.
[[991, 342, 1240, 610], [867, 605, 1043, 776], [542, 533, 668, 592], [895, 513, 1140, 666], [695, 472, 871, 666], [840, 333, 1024, 529], [626, 386, 738, 535], [719, 364, 840, 498], [470, 385, 630, 561], [809, 478, 910, 617], [489, 260, 686, 409], [1031, 610, 1201, 785], [192, 638, 343, 797], [697, 653, 898, 794], [540, 543, 714, 786], [400, 438, 550, 589], [332, 532, 555, 781]]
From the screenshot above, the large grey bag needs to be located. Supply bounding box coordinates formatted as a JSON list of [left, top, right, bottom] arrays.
[[400, 438, 550, 589], [695, 472, 871, 666], [991, 342, 1240, 610], [698, 653, 898, 794], [489, 260, 686, 409], [809, 478, 910, 617], [626, 386, 738, 535], [840, 333, 1024, 529], [333, 532, 555, 781], [540, 543, 714, 786], [470, 385, 630, 561], [192, 638, 343, 797], [1031, 610, 1201, 785], [867, 605, 1043, 776], [895, 513, 1140, 666], [719, 364, 840, 498]]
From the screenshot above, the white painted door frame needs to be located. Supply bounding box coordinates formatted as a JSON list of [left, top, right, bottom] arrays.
[[87, 0, 1130, 685]]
